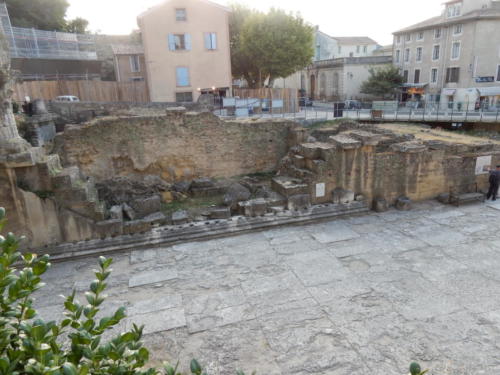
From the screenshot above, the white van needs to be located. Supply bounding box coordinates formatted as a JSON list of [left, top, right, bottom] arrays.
[[54, 95, 80, 102]]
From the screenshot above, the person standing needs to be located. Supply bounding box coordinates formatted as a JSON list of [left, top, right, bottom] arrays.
[[487, 165, 500, 201]]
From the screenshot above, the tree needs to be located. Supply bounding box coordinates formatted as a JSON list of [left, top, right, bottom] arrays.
[[5, 0, 89, 34], [64, 17, 89, 34], [360, 65, 404, 99], [6, 0, 69, 31], [230, 6, 314, 88], [0, 206, 253, 375]]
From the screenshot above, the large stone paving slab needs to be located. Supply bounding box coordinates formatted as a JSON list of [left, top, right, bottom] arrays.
[[33, 201, 500, 374]]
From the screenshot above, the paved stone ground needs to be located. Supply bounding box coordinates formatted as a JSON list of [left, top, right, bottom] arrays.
[[34, 201, 500, 375]]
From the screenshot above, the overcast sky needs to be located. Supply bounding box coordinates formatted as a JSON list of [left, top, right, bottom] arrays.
[[66, 0, 444, 45]]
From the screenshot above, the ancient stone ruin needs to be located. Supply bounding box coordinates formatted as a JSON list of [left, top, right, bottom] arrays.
[[2, 78, 500, 255]]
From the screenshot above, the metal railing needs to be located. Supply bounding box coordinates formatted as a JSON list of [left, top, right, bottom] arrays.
[[212, 98, 500, 124]]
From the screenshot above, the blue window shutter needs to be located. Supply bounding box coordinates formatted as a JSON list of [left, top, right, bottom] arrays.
[[185, 33, 192, 50], [176, 67, 189, 86], [168, 34, 176, 51], [211, 33, 217, 49], [204, 33, 211, 49]]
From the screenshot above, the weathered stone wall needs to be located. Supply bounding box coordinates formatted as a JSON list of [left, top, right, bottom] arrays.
[[59, 110, 296, 182], [280, 125, 500, 206]]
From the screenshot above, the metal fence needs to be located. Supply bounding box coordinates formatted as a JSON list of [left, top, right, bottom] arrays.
[[212, 98, 500, 124], [0, 3, 97, 61]]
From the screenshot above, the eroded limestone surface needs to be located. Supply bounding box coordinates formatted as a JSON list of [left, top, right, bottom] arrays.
[[34, 201, 500, 375]]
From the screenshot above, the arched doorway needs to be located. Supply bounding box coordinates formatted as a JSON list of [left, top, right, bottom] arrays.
[[310, 75, 316, 100]]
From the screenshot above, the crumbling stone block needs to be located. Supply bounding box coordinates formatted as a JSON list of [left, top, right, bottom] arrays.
[[332, 188, 355, 204], [347, 130, 383, 146], [396, 196, 412, 211], [130, 195, 161, 219], [209, 207, 231, 219], [287, 194, 311, 211], [143, 212, 168, 226], [172, 181, 191, 193], [374, 198, 388, 213], [191, 178, 214, 188], [109, 205, 123, 221], [95, 219, 123, 238], [329, 135, 362, 150], [172, 210, 189, 225], [238, 198, 268, 217], [122, 203, 136, 221], [390, 142, 427, 153], [272, 176, 308, 197], [223, 183, 251, 210], [123, 219, 150, 235], [437, 193, 450, 204]]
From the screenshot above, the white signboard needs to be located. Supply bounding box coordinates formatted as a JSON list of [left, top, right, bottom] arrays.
[[223, 98, 236, 107], [475, 155, 492, 175], [315, 183, 326, 198]]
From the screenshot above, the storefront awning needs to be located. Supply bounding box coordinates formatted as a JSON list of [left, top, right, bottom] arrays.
[[402, 83, 428, 88], [478, 87, 500, 96], [442, 88, 456, 96]]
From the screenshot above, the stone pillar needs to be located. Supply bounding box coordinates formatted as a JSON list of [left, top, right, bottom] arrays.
[[0, 44, 30, 156]]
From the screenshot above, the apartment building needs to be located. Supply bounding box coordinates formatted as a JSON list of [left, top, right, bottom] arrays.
[[137, 0, 232, 102], [315, 29, 381, 61], [112, 45, 146, 82], [393, 0, 500, 110]]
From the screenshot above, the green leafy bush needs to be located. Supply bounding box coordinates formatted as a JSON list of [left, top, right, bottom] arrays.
[[0, 207, 252, 375]]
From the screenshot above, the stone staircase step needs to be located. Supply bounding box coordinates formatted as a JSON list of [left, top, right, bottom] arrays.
[[51, 166, 82, 190], [271, 176, 309, 198]]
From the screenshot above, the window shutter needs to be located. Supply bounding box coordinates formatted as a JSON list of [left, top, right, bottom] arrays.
[[211, 33, 217, 49], [185, 33, 192, 50], [168, 34, 176, 51], [204, 33, 211, 49], [176, 67, 189, 86]]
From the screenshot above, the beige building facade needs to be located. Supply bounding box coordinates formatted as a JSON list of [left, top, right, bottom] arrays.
[[275, 56, 392, 101], [112, 45, 146, 83], [393, 0, 500, 110], [138, 0, 232, 102]]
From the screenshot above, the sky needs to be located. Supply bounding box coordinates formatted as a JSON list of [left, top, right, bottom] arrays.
[[66, 0, 445, 45]]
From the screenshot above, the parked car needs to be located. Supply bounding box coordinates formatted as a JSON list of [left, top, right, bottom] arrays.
[[54, 95, 80, 102]]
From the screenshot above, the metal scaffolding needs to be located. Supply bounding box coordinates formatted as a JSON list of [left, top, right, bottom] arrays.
[[0, 2, 97, 61]]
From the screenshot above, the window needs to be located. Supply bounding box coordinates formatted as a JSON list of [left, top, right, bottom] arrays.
[[356, 45, 360, 53], [338, 46, 342, 54], [204, 32, 217, 50], [416, 47, 423, 62], [451, 41, 461, 60], [168, 33, 191, 51], [417, 31, 424, 41], [363, 45, 367, 53], [405, 34, 411, 42], [396, 35, 401, 44], [497, 65, 500, 82], [453, 24, 463, 35], [129, 55, 140, 73], [176, 8, 187, 21], [349, 52, 353, 57], [404, 48, 410, 62], [434, 28, 441, 38], [431, 68, 438, 83], [432, 45, 440, 60], [446, 67, 460, 83], [447, 3, 461, 18], [176, 67, 190, 87], [403, 70, 409, 83], [395, 50, 401, 63], [176, 92, 193, 102], [414, 69, 420, 84]]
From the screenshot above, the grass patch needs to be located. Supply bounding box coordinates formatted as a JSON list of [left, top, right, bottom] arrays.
[[161, 195, 224, 215]]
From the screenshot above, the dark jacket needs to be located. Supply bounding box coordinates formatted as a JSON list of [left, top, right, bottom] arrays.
[[489, 170, 500, 185]]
